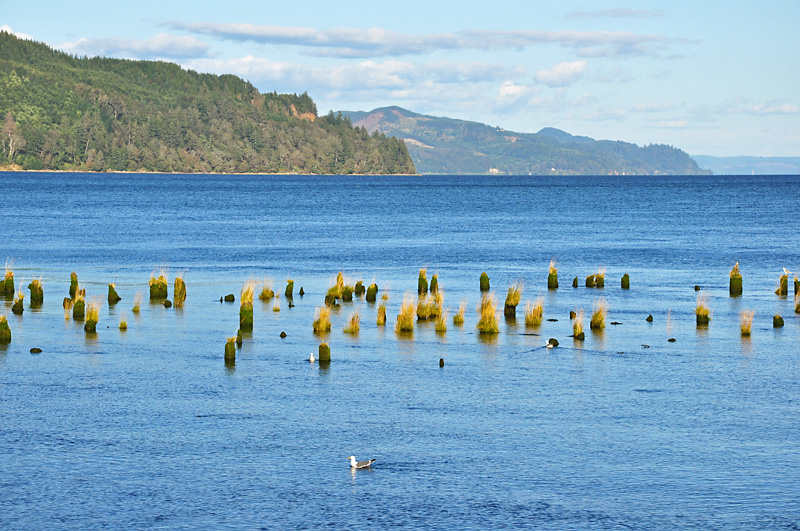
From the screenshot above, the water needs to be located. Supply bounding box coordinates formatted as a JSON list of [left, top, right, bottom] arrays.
[[1, 172, 799, 530]]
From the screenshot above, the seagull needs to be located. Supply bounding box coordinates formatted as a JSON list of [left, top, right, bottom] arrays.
[[309, 353, 315, 363], [783, 267, 792, 276], [348, 456, 376, 469]]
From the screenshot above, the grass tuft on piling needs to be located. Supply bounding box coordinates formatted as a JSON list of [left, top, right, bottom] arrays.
[[108, 282, 122, 305], [239, 281, 256, 332], [548, 260, 558, 289], [149, 267, 168, 299], [132, 292, 143, 313], [28, 278, 43, 305], [572, 310, 585, 340], [524, 298, 544, 327], [119, 312, 128, 331], [435, 309, 448, 333], [343, 311, 361, 334], [313, 305, 332, 333], [739, 310, 755, 336], [695, 295, 711, 325], [476, 293, 499, 334], [377, 303, 387, 326], [590, 299, 607, 330], [396, 294, 416, 332], [729, 261, 742, 296], [259, 278, 275, 300], [72, 291, 86, 320], [84, 298, 100, 332], [173, 273, 187, 308], [453, 300, 467, 325], [0, 314, 10, 343], [776, 272, 789, 296], [224, 336, 236, 364], [3, 259, 15, 298]]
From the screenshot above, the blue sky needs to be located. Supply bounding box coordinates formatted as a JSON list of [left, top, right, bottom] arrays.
[[3, 1, 798, 156]]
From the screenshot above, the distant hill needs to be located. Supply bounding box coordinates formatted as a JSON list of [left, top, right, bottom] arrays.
[[0, 32, 414, 174], [342, 106, 709, 176], [693, 155, 800, 175]]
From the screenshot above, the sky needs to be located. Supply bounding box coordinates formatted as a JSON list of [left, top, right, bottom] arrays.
[[3, 1, 799, 157]]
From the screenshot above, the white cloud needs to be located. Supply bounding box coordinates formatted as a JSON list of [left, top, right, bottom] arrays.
[[59, 33, 210, 60], [168, 22, 681, 58], [657, 120, 689, 128], [749, 103, 799, 115], [632, 103, 674, 113], [533, 61, 588, 87], [0, 25, 33, 41], [185, 56, 514, 92], [568, 9, 665, 19]]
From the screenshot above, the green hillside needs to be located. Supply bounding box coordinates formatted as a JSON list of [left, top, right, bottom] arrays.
[[345, 106, 708, 175], [0, 32, 415, 174]]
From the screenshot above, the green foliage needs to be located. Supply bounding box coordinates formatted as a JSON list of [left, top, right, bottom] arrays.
[[0, 33, 414, 174]]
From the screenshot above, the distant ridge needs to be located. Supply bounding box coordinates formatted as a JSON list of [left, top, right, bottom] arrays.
[[693, 155, 800, 175], [342, 106, 709, 176]]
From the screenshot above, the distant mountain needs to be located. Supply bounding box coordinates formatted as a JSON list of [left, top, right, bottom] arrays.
[[341, 106, 709, 175], [693, 156, 800, 175]]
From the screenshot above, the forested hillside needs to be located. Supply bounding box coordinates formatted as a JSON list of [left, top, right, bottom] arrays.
[[0, 32, 415, 174]]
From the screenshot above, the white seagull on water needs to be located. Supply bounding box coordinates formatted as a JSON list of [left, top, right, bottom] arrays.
[[348, 456, 376, 469]]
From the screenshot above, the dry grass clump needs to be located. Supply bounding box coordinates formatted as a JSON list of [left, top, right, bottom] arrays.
[[240, 281, 256, 306], [740, 310, 755, 336], [572, 310, 585, 339], [84, 298, 101, 332], [313, 305, 332, 332], [695, 295, 711, 324], [417, 291, 444, 320], [505, 282, 522, 308], [327, 272, 345, 299], [343, 311, 361, 334], [416, 295, 432, 320], [396, 294, 416, 332], [524, 298, 544, 327], [435, 310, 448, 333], [590, 299, 607, 329], [453, 300, 467, 325], [730, 261, 741, 278], [595, 267, 606, 288], [476, 293, 499, 334], [132, 291, 143, 313], [272, 300, 280, 312], [119, 312, 128, 331], [259, 278, 275, 300], [86, 299, 100, 322], [377, 302, 387, 325]]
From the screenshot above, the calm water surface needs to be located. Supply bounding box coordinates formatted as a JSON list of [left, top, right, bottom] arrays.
[[1, 172, 799, 530]]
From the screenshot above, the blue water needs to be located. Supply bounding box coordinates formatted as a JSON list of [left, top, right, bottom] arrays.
[[2, 172, 800, 530]]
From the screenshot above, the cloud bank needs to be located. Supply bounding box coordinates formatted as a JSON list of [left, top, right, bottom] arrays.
[[168, 22, 679, 58], [59, 33, 210, 60]]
